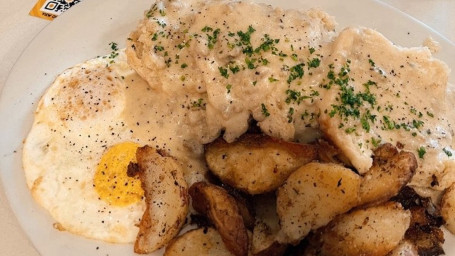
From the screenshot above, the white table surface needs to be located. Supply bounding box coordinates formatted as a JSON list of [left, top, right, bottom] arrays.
[[0, 0, 454, 255]]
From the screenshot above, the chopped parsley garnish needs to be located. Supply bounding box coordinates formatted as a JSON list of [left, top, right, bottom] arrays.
[[245, 57, 256, 69], [417, 147, 426, 159], [154, 45, 164, 52], [309, 47, 315, 54], [261, 103, 270, 117], [206, 28, 221, 49], [226, 84, 232, 93], [157, 20, 166, 28], [443, 148, 453, 157], [151, 33, 158, 41], [412, 119, 424, 129], [237, 25, 256, 45], [229, 64, 240, 74], [218, 66, 229, 78], [268, 77, 279, 82], [307, 58, 320, 69], [201, 26, 213, 32], [287, 63, 305, 84], [345, 127, 356, 134], [371, 137, 381, 147], [109, 42, 118, 51], [382, 115, 396, 130], [254, 34, 279, 53], [287, 107, 295, 123], [192, 98, 204, 108], [180, 63, 188, 68], [368, 58, 375, 67]]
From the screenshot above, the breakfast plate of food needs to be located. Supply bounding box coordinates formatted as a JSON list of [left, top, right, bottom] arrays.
[[1, 0, 455, 255]]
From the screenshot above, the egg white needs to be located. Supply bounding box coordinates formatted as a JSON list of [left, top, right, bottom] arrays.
[[23, 51, 151, 243]]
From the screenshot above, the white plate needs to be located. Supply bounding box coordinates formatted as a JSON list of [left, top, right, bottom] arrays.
[[1, 0, 454, 255]]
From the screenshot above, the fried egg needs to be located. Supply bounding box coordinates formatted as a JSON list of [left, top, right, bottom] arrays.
[[22, 50, 206, 243]]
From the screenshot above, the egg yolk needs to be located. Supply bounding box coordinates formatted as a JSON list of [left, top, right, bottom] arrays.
[[94, 142, 144, 206]]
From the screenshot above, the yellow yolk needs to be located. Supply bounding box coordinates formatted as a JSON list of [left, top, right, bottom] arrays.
[[94, 142, 144, 206]]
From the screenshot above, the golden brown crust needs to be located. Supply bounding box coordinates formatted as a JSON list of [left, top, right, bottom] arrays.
[[189, 182, 249, 256], [205, 134, 317, 194], [359, 143, 418, 206], [305, 202, 411, 256], [134, 146, 189, 254], [164, 227, 234, 256], [276, 162, 361, 244]]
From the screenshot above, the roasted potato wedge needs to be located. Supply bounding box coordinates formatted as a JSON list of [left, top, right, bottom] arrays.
[[276, 162, 361, 244], [310, 202, 411, 256], [164, 227, 234, 256], [189, 182, 249, 256], [359, 143, 417, 206], [134, 146, 189, 254], [441, 182, 455, 234], [252, 194, 287, 256], [205, 134, 317, 194], [392, 186, 445, 255]]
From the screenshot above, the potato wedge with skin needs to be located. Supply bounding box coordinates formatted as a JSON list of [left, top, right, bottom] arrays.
[[189, 182, 249, 256], [164, 227, 234, 256], [441, 182, 455, 234], [313, 202, 411, 256], [252, 194, 287, 256], [359, 143, 417, 206], [276, 162, 361, 244], [205, 134, 317, 194], [134, 146, 189, 254]]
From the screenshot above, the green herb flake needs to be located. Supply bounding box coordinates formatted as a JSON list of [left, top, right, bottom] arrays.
[[345, 127, 356, 134], [268, 77, 279, 82], [206, 28, 221, 49], [417, 146, 426, 159], [229, 65, 240, 74], [218, 66, 229, 78], [180, 63, 188, 69], [226, 84, 232, 93], [287, 107, 295, 123], [261, 103, 270, 117], [308, 58, 320, 69], [109, 42, 118, 51], [368, 58, 375, 67], [154, 45, 164, 52], [443, 148, 453, 157], [192, 98, 204, 108], [371, 137, 381, 147], [309, 47, 315, 54], [151, 33, 158, 41], [201, 26, 213, 32], [287, 63, 305, 84]]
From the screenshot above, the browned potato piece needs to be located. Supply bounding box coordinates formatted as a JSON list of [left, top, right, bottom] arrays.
[[359, 143, 417, 206], [189, 182, 249, 256], [315, 202, 411, 256], [441, 182, 455, 234], [164, 227, 234, 256], [252, 194, 287, 256], [276, 162, 361, 244], [205, 134, 317, 194], [387, 241, 418, 256], [134, 146, 189, 254]]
